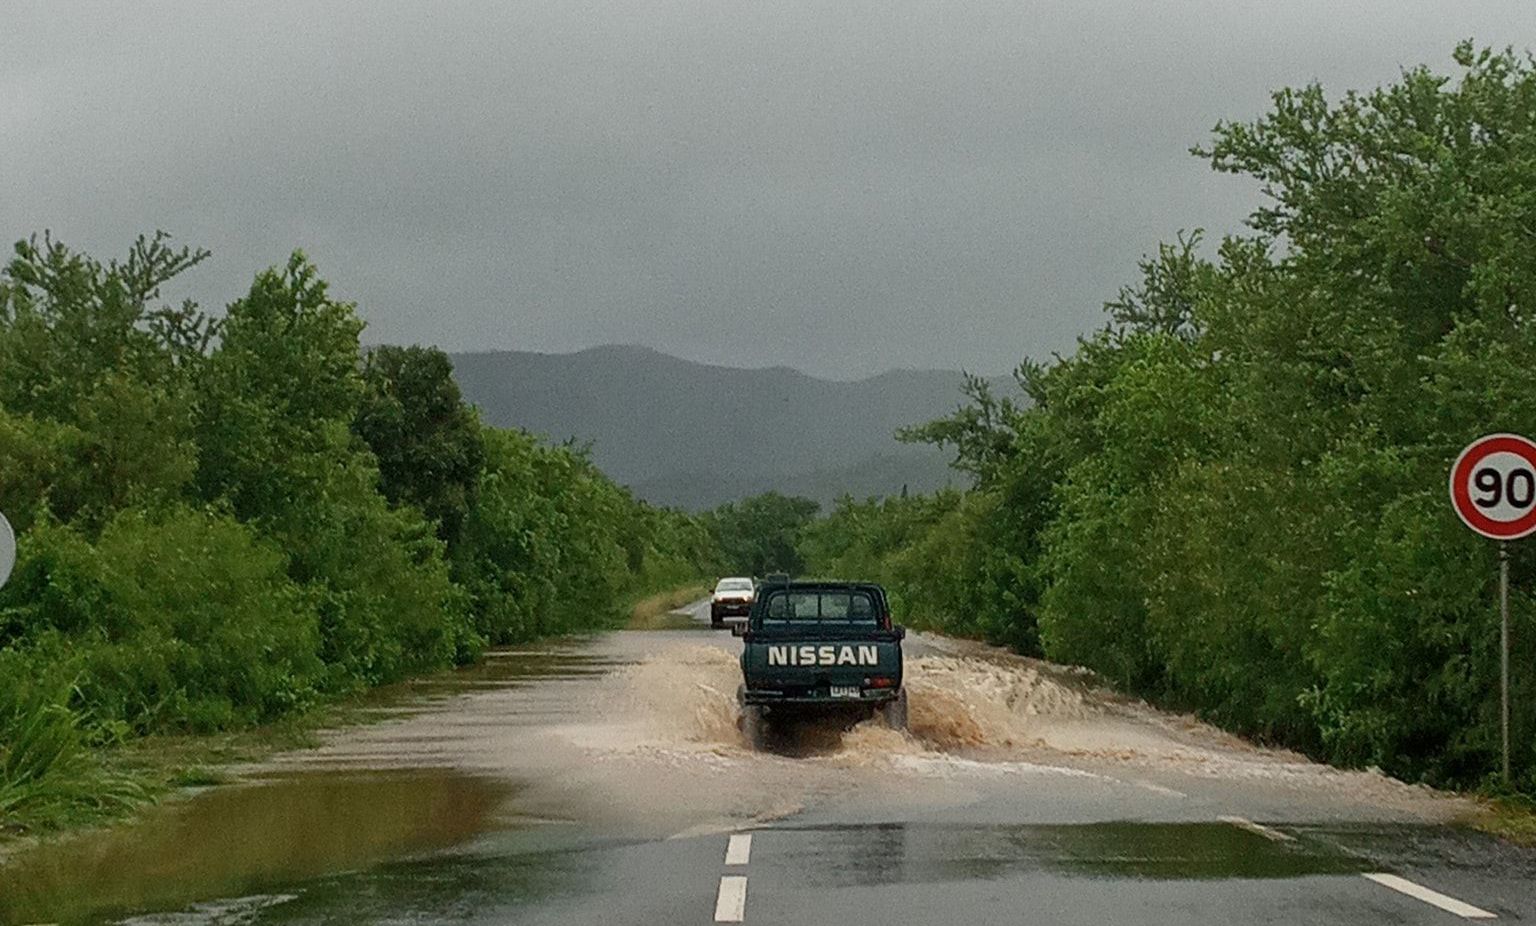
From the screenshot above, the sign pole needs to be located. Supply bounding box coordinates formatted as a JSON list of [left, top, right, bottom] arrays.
[[1501, 541, 1511, 784]]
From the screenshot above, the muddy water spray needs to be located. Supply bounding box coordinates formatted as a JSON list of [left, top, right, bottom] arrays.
[[608, 646, 1099, 758]]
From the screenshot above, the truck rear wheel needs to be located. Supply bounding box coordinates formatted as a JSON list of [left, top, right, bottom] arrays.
[[742, 705, 766, 750], [737, 686, 767, 750], [877, 690, 908, 732]]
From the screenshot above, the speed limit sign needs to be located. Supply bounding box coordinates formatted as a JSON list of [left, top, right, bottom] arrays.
[[1450, 433, 1536, 541], [1450, 433, 1535, 784]]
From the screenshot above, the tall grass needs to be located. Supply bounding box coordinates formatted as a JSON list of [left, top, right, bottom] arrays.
[[0, 674, 143, 832], [625, 583, 710, 630]]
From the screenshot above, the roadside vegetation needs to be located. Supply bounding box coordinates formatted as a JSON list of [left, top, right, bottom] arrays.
[[798, 45, 1536, 797], [0, 239, 717, 834], [625, 583, 711, 629]]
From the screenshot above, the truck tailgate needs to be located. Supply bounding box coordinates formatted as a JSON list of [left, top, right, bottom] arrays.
[[741, 637, 902, 699]]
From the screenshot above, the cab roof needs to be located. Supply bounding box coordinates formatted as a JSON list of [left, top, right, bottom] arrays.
[[754, 579, 889, 599]]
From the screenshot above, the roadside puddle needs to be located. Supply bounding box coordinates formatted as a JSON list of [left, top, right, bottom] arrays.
[[0, 769, 510, 925]]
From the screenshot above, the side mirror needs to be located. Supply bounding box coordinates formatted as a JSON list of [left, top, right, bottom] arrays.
[[894, 625, 906, 640], [731, 622, 747, 638]]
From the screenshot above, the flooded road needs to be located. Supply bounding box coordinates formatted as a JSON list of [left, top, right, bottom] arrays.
[[5, 600, 1535, 924]]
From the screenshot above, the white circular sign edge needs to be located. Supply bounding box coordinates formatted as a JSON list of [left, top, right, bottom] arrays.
[[0, 511, 13, 591]]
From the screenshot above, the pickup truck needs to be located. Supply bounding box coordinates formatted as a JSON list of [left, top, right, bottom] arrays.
[[734, 579, 906, 748]]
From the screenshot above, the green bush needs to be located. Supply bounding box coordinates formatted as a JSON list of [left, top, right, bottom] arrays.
[[0, 508, 321, 733]]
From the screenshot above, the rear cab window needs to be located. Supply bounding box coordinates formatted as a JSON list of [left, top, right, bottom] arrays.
[[760, 589, 879, 628]]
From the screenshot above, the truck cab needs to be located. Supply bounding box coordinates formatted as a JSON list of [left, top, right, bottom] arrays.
[[735, 579, 906, 747]]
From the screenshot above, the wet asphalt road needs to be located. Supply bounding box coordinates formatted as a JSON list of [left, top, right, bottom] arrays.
[[5, 600, 1536, 925]]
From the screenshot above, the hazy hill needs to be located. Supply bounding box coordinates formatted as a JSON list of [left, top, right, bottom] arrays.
[[449, 345, 1008, 510], [625, 451, 963, 511]]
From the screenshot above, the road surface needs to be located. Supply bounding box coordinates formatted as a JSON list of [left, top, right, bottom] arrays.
[[5, 600, 1535, 924]]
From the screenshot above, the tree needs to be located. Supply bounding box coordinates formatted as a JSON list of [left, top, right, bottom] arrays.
[[0, 234, 206, 528], [193, 253, 471, 685], [354, 345, 485, 545]]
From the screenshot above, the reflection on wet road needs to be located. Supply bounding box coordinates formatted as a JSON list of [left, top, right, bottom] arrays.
[[3, 600, 1533, 924], [769, 820, 1371, 884]]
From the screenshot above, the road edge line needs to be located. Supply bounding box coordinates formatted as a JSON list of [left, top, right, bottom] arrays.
[[1362, 872, 1496, 919]]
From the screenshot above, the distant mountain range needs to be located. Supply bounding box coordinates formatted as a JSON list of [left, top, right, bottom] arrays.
[[449, 345, 1010, 510]]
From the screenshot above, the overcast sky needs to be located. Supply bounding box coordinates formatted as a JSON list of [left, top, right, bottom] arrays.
[[3, 3, 1531, 379]]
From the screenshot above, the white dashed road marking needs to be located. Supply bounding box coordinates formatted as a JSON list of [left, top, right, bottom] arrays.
[[714, 875, 748, 922], [725, 833, 752, 866], [1217, 815, 1294, 842], [1362, 873, 1496, 919]]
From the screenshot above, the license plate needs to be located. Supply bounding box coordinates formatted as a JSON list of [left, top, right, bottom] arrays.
[[829, 685, 861, 699]]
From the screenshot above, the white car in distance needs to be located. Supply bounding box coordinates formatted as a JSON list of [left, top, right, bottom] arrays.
[[711, 577, 755, 628]]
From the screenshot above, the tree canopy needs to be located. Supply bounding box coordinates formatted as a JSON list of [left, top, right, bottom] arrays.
[[0, 236, 719, 825], [800, 44, 1536, 791]]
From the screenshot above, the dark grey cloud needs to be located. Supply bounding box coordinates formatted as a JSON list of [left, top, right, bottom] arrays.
[[3, 2, 1530, 378]]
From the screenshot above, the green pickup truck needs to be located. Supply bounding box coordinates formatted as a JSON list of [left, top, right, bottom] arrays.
[[734, 579, 907, 748]]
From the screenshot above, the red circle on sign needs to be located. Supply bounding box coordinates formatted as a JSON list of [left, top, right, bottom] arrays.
[[1450, 433, 1536, 540]]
